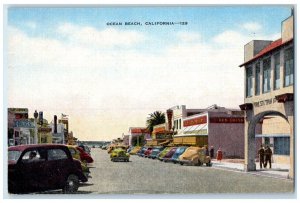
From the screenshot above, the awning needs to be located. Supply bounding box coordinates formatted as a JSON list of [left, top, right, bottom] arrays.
[[182, 123, 208, 136]]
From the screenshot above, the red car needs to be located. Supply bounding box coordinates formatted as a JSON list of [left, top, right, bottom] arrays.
[[76, 146, 94, 163], [144, 147, 153, 158], [8, 144, 87, 194]]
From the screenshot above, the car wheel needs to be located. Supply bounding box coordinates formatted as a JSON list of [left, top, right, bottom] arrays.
[[63, 174, 79, 193], [180, 162, 183, 165], [197, 160, 203, 166]]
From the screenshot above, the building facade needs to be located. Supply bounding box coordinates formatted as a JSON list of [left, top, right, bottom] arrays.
[[166, 105, 249, 158], [128, 127, 150, 146], [239, 15, 294, 178]]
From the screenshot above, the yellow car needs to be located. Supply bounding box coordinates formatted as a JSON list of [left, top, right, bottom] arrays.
[[107, 144, 128, 154], [129, 146, 142, 155], [179, 146, 212, 166], [110, 148, 130, 162]]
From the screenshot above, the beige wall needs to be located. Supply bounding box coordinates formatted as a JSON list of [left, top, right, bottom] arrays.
[[282, 16, 294, 42], [262, 116, 290, 135]]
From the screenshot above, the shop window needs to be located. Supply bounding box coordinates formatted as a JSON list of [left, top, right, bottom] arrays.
[[264, 137, 270, 145], [274, 53, 280, 90], [274, 137, 290, 155], [255, 62, 260, 95], [284, 47, 294, 87], [263, 58, 271, 93], [246, 66, 253, 97]]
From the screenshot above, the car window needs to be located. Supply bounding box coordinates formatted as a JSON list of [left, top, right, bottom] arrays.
[[8, 150, 22, 161], [48, 149, 68, 160], [69, 148, 76, 155], [22, 150, 41, 162]]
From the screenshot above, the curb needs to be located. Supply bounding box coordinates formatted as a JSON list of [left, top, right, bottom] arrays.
[[211, 163, 291, 180]]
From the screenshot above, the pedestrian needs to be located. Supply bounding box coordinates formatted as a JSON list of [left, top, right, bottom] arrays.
[[258, 145, 265, 169], [264, 145, 273, 168], [210, 146, 214, 159], [216, 147, 223, 162], [205, 145, 209, 156]]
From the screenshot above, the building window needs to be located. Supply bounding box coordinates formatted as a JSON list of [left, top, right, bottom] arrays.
[[264, 137, 270, 146], [274, 53, 280, 90], [246, 66, 253, 97], [284, 47, 294, 87], [255, 63, 260, 95], [274, 137, 290, 155], [179, 119, 181, 129], [263, 58, 271, 93]]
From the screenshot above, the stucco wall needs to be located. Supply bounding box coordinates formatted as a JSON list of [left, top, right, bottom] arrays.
[[208, 123, 245, 158]]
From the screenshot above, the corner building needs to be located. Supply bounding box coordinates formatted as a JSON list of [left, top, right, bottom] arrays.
[[239, 15, 294, 178]]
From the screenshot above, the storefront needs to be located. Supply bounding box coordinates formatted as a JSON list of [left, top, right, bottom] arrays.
[[128, 127, 150, 146], [173, 111, 247, 158], [8, 108, 30, 146], [146, 123, 173, 146]]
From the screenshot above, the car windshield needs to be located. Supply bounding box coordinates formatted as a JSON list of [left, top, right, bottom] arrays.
[[8, 150, 22, 161]]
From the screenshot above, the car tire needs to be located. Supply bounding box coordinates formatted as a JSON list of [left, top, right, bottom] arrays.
[[63, 174, 79, 194], [180, 162, 183, 165]]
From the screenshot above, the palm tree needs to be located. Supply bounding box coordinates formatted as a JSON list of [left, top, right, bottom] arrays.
[[146, 111, 166, 134]]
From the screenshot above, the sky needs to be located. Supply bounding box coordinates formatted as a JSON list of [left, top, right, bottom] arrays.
[[5, 5, 293, 141]]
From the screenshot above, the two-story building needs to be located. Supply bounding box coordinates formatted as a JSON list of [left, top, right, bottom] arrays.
[[239, 15, 294, 178]]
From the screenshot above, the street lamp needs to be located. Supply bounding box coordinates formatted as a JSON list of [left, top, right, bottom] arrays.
[[34, 110, 38, 144]]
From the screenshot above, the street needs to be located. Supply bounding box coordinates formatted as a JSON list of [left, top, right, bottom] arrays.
[[74, 148, 293, 195]]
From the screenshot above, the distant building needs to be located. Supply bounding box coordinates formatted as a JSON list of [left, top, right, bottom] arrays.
[[128, 127, 150, 146], [239, 14, 294, 178], [7, 108, 32, 145]]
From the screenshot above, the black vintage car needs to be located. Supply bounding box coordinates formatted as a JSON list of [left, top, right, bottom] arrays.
[[8, 144, 88, 194]]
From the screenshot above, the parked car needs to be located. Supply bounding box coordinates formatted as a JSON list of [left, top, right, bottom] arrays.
[[110, 148, 130, 162], [148, 146, 165, 159], [162, 147, 178, 162], [137, 146, 148, 157], [67, 145, 90, 179], [76, 146, 94, 163], [198, 147, 212, 166], [8, 144, 88, 194], [129, 146, 142, 155], [179, 146, 212, 166], [144, 147, 153, 158], [171, 146, 188, 164], [157, 147, 172, 161], [78, 144, 91, 155]]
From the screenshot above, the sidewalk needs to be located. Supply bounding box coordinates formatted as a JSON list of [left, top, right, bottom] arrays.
[[211, 159, 290, 179]]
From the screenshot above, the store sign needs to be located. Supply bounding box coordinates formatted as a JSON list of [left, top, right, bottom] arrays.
[[183, 115, 207, 127], [14, 119, 35, 128], [210, 117, 244, 123], [153, 126, 165, 133], [8, 108, 28, 113], [253, 98, 277, 108]]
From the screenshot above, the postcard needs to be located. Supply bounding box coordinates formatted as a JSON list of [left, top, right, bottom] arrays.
[[3, 3, 295, 199]]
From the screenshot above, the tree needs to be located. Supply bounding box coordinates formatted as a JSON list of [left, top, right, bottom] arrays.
[[146, 111, 166, 134]]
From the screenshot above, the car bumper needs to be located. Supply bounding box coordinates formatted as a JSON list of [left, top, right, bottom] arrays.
[[179, 159, 193, 165]]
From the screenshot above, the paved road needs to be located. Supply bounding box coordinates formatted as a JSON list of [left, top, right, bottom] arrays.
[[76, 148, 294, 195], [30, 148, 293, 196]]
